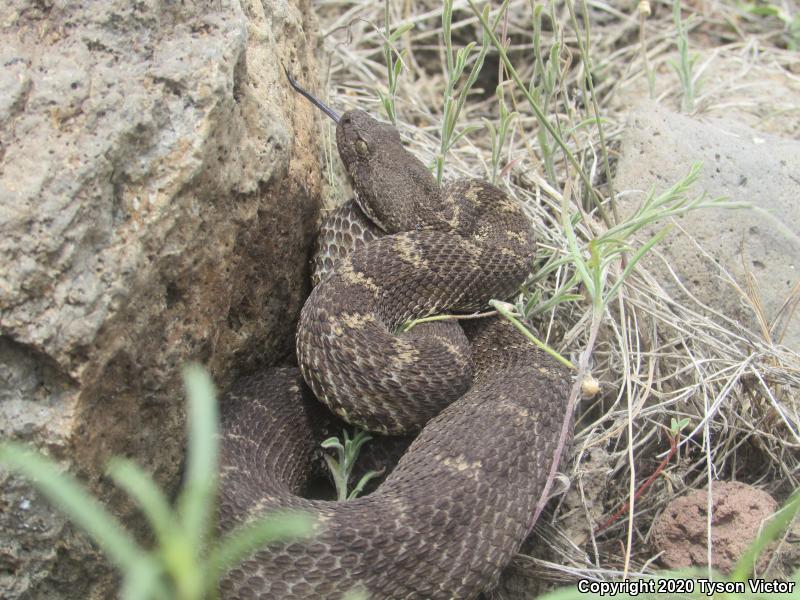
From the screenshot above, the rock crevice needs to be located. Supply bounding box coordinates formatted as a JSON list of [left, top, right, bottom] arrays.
[[0, 0, 324, 597]]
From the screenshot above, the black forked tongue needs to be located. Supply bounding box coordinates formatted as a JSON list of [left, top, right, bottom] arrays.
[[284, 66, 340, 124]]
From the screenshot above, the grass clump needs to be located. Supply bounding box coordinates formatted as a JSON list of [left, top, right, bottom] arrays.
[[318, 0, 800, 593], [0, 366, 313, 600], [523, 162, 743, 321]]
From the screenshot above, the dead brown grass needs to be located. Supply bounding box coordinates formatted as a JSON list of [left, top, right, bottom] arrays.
[[313, 0, 800, 593]]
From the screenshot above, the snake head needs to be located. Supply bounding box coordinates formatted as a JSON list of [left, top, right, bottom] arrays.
[[283, 70, 448, 232], [336, 110, 443, 233]]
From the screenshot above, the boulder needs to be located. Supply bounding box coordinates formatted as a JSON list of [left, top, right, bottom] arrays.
[[615, 103, 800, 350], [0, 0, 323, 596]]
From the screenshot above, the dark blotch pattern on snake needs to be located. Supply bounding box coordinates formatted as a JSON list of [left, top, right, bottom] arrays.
[[218, 79, 572, 599]]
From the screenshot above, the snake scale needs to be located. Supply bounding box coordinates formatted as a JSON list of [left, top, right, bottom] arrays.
[[217, 73, 571, 599]]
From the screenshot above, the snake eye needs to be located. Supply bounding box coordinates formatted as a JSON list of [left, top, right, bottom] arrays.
[[355, 139, 369, 157]]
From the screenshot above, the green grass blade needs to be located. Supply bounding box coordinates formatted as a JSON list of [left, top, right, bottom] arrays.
[[348, 470, 382, 500], [207, 512, 315, 587], [449, 125, 482, 148], [603, 225, 672, 303], [0, 442, 145, 571], [107, 457, 174, 547], [560, 196, 596, 300], [730, 487, 800, 581], [177, 364, 220, 551], [120, 556, 170, 600], [387, 23, 413, 43]]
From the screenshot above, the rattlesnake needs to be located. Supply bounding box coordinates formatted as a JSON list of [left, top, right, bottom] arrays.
[[217, 74, 571, 599]]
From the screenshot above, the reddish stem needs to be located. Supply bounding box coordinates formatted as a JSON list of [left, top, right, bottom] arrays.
[[594, 431, 679, 534]]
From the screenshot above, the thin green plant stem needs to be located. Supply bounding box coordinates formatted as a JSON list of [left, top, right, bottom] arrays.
[[490, 300, 575, 370], [379, 0, 413, 124], [527, 1, 559, 184], [638, 0, 656, 98], [560, 180, 602, 312], [565, 0, 619, 225], [670, 0, 698, 113], [436, 0, 499, 184], [383, 0, 396, 124]]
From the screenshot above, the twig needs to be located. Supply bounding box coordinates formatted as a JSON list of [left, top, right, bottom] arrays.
[[594, 429, 679, 534]]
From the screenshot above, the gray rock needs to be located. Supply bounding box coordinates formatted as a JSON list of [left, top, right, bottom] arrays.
[[0, 0, 324, 596], [615, 103, 800, 350]]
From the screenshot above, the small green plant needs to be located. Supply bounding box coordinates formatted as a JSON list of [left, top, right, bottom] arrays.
[[670, 0, 699, 113], [483, 84, 518, 185], [0, 365, 313, 600], [471, 164, 740, 390], [321, 429, 382, 501], [378, 0, 414, 125], [528, 1, 563, 185], [523, 163, 743, 321], [435, 0, 497, 184]]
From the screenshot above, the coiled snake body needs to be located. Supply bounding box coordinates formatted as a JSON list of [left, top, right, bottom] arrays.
[[218, 77, 571, 599]]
